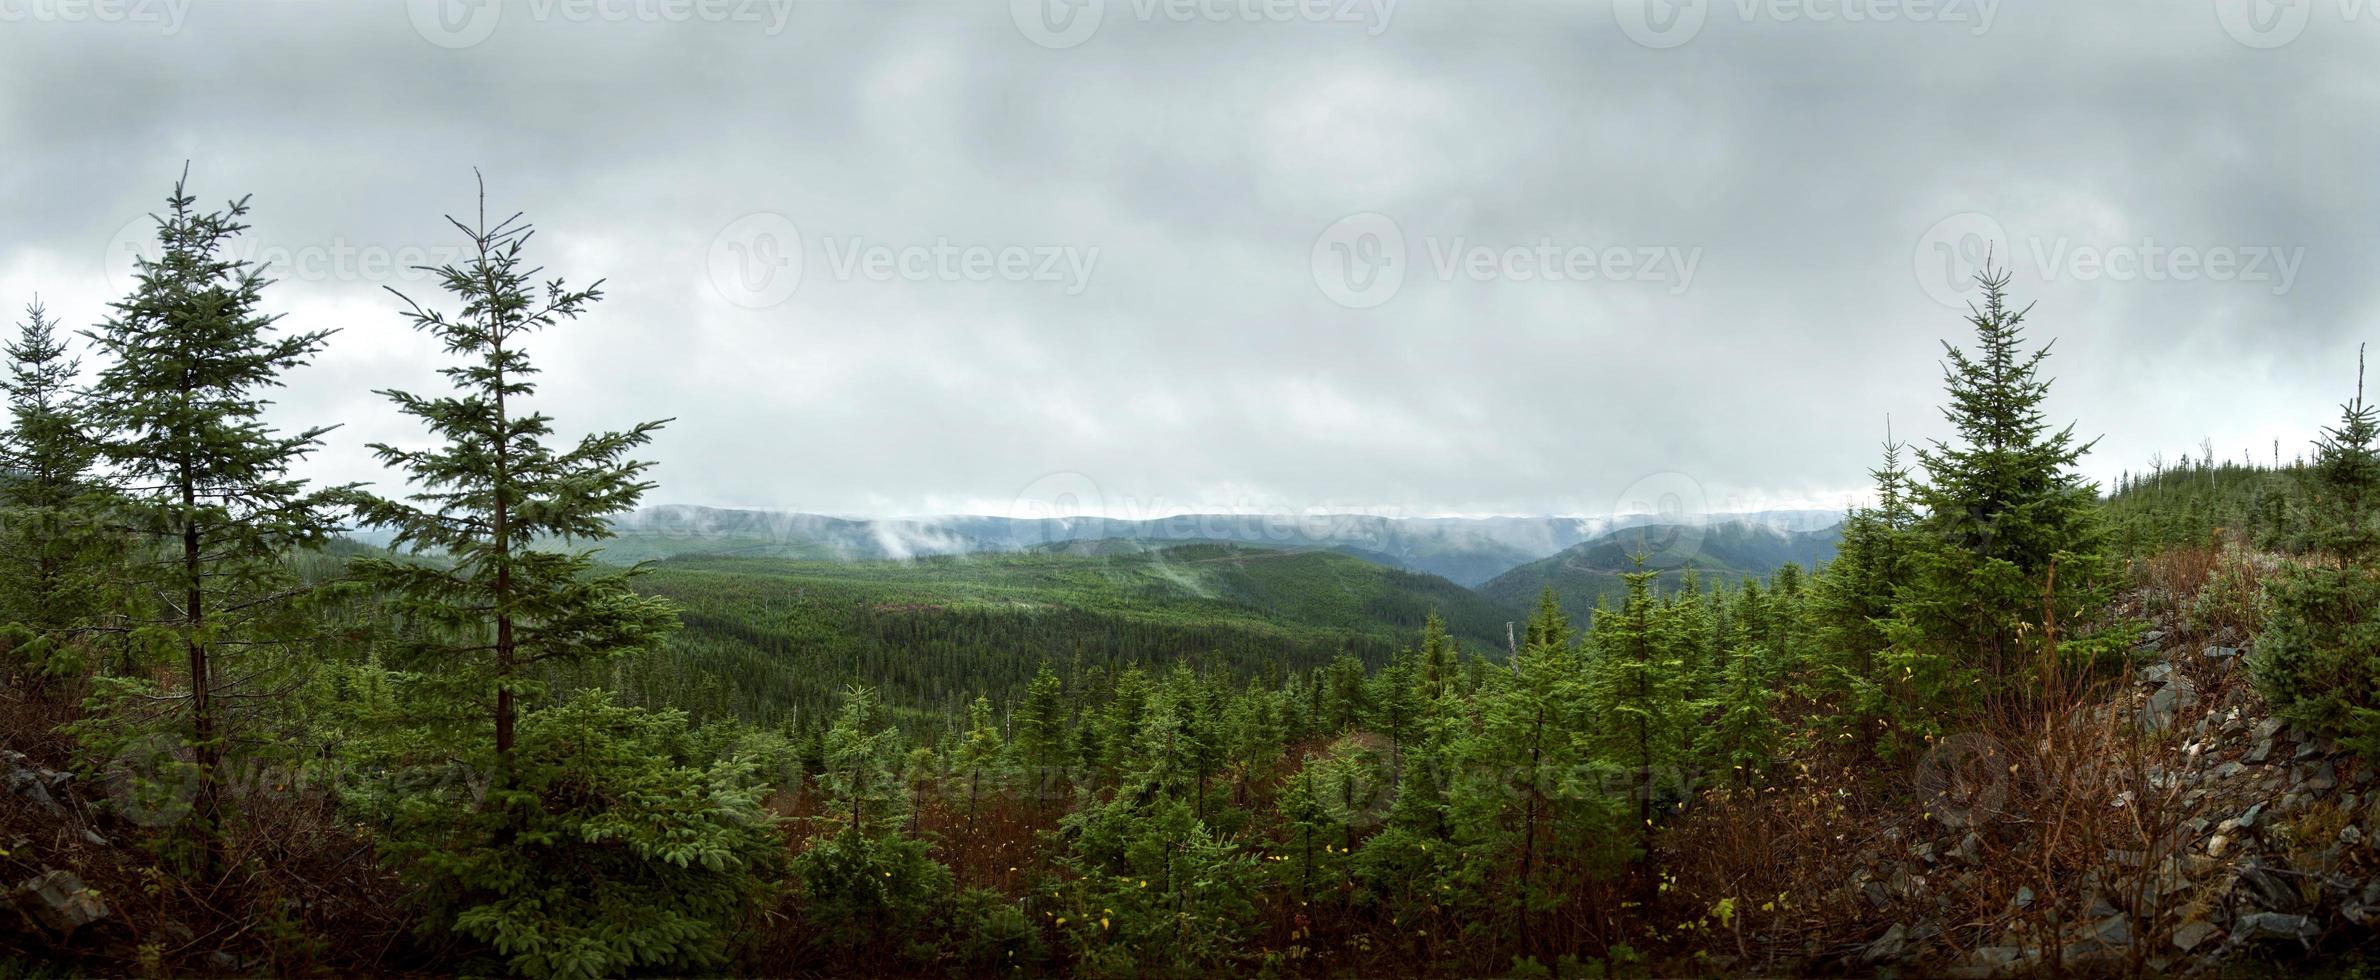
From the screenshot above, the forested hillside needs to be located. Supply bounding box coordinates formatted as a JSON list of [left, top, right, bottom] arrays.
[[584, 544, 1515, 728], [1478, 520, 1843, 613], [10, 181, 2380, 979]]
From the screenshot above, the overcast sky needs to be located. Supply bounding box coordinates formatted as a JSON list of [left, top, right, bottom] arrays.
[[2, 0, 2374, 521]]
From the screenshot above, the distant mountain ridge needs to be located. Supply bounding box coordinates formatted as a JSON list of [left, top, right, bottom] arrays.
[[597, 505, 1846, 587], [1478, 520, 1845, 616]]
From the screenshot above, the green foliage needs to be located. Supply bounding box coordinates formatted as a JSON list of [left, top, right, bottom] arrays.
[[0, 299, 113, 693], [2256, 352, 2380, 756], [349, 185, 677, 785], [1807, 437, 1916, 750], [1898, 266, 2113, 710], [372, 689, 785, 980], [1480, 523, 1841, 620], [1699, 627, 1780, 788], [815, 685, 910, 837], [598, 544, 1508, 729], [79, 173, 351, 866], [1585, 566, 1696, 867], [1052, 791, 1260, 977], [790, 829, 954, 965]]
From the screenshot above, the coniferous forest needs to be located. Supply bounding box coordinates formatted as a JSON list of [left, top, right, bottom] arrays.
[[9, 8, 2380, 978], [5, 170, 2380, 978]]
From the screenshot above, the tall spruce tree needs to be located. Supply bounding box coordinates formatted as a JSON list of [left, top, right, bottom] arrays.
[[83, 176, 350, 869], [0, 299, 109, 693], [1585, 563, 1696, 873], [350, 180, 676, 789], [1905, 264, 2108, 687], [1699, 607, 1780, 789]]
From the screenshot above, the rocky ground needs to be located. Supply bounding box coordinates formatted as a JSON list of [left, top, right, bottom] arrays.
[[1824, 631, 2377, 976]]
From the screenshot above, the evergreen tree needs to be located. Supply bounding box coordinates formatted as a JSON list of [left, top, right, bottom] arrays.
[[1809, 435, 1917, 750], [1522, 586, 1571, 653], [0, 299, 109, 694], [1585, 564, 1695, 873], [1014, 663, 1070, 804], [1417, 608, 1457, 701], [380, 690, 786, 979], [794, 685, 954, 966], [1905, 265, 2109, 687], [1699, 615, 1780, 790], [817, 685, 908, 836], [2254, 348, 2380, 755], [82, 175, 350, 869], [1443, 589, 1614, 942], [1224, 685, 1287, 807], [349, 182, 676, 791], [951, 695, 1010, 836]]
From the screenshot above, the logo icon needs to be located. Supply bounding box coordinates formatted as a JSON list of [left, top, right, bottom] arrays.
[[1913, 733, 2020, 829], [1012, 0, 1104, 49], [1009, 471, 1107, 548], [2214, 0, 2311, 48], [105, 735, 199, 828], [708, 213, 805, 309], [1311, 212, 1406, 309], [1912, 211, 2008, 309], [101, 214, 164, 293], [1605, 472, 1709, 570], [1614, 0, 1708, 49], [408, 0, 503, 49]]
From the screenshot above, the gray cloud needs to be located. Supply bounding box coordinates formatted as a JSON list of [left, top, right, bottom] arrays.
[[2, 0, 2375, 520]]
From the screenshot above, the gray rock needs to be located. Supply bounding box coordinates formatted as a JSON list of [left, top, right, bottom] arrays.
[[2139, 662, 2175, 686], [1, 750, 68, 817], [10, 870, 108, 933], [1956, 832, 1984, 866], [2307, 762, 2339, 792], [1972, 944, 2024, 968], [2249, 739, 2276, 764], [2142, 678, 2199, 731], [1862, 923, 1910, 963], [2233, 911, 2316, 942], [2013, 886, 2034, 909], [2171, 920, 2220, 951], [2235, 857, 2303, 913], [2239, 802, 2266, 829], [2092, 914, 2132, 946], [2204, 645, 2241, 660]]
